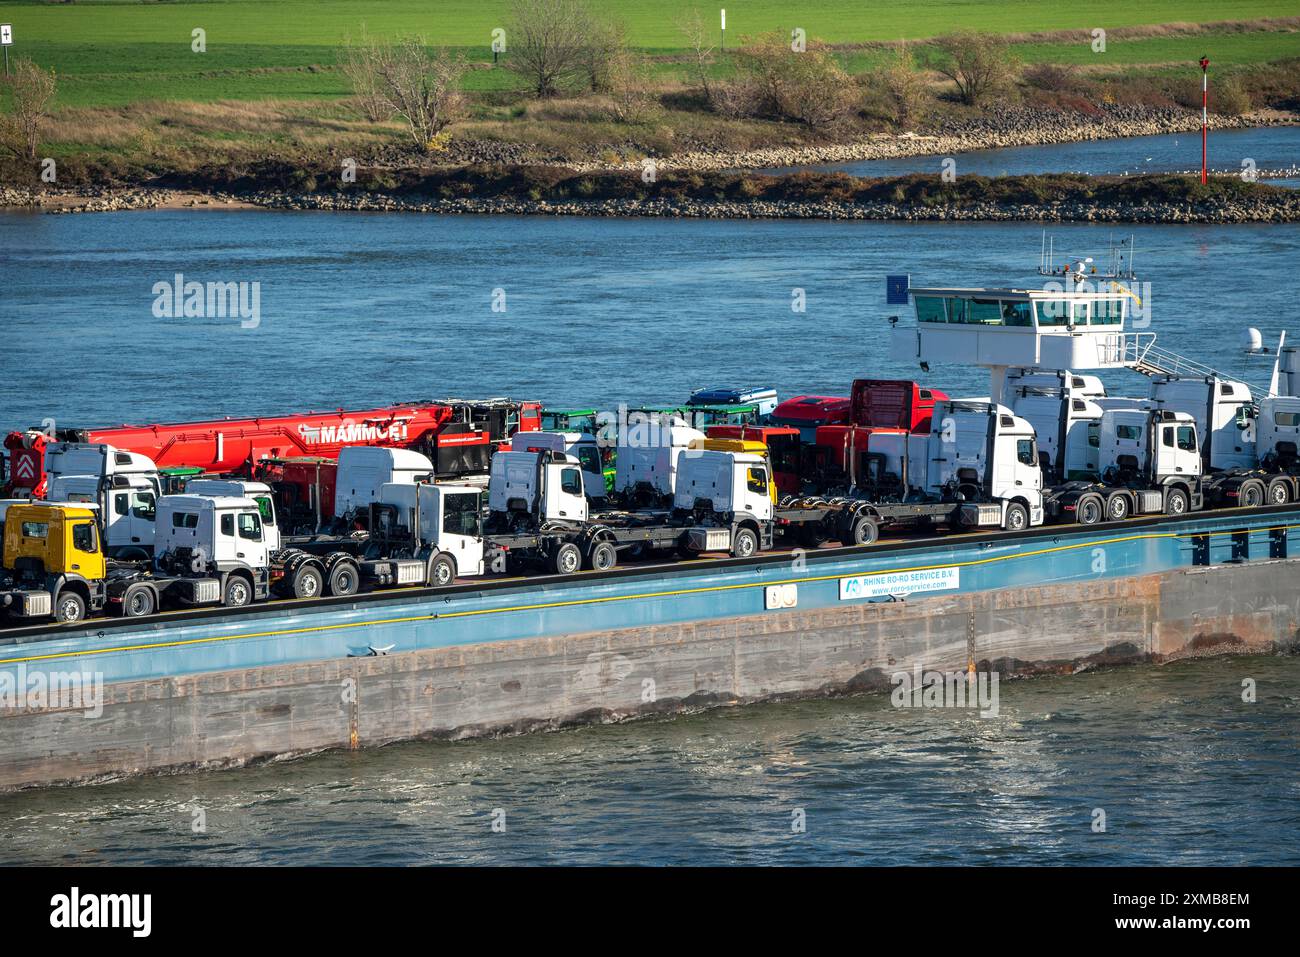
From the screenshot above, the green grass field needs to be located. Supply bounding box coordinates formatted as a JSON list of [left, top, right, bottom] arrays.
[[3, 0, 1299, 107]]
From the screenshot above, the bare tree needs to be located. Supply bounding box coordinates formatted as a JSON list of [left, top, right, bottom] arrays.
[[372, 38, 466, 149], [728, 32, 853, 129], [580, 18, 627, 93], [676, 8, 716, 101], [2, 58, 58, 161], [505, 0, 592, 97], [882, 42, 930, 129], [341, 28, 393, 122], [932, 32, 1016, 106]]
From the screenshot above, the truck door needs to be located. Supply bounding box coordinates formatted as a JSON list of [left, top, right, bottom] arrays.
[[743, 465, 771, 518], [574, 443, 605, 499], [129, 489, 157, 549], [440, 491, 484, 575], [1158, 424, 1201, 477], [546, 466, 588, 521], [107, 489, 132, 551], [253, 494, 280, 551], [69, 519, 106, 582], [235, 510, 269, 568]]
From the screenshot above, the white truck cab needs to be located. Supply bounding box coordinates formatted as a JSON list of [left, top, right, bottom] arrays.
[[333, 446, 436, 519], [372, 481, 485, 577], [185, 479, 281, 550], [155, 495, 269, 573], [1098, 409, 1201, 481], [1009, 388, 1103, 481], [47, 473, 158, 557], [1149, 375, 1256, 472], [922, 400, 1044, 526], [1256, 396, 1300, 469], [673, 450, 773, 521], [43, 442, 162, 497], [615, 423, 705, 504], [511, 431, 604, 499], [489, 450, 589, 525]]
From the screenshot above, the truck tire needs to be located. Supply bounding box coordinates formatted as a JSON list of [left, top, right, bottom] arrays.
[[1002, 502, 1029, 532], [1267, 479, 1291, 505], [588, 541, 617, 572], [428, 553, 456, 588], [121, 585, 156, 618], [1165, 488, 1189, 516], [731, 527, 759, 559], [1076, 495, 1103, 526], [290, 564, 323, 600], [552, 542, 582, 576], [55, 590, 86, 623], [223, 574, 253, 608], [327, 561, 360, 598], [849, 515, 879, 546], [1239, 481, 1265, 508], [1106, 494, 1130, 521]]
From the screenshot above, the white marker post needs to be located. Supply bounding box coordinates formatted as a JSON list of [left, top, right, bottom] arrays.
[[720, 9, 725, 52], [1, 24, 13, 77]]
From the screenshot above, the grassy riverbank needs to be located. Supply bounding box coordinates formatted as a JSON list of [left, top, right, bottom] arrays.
[[1, 1, 1298, 181]]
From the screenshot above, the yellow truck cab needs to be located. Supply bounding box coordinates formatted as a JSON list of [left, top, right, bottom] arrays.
[[0, 502, 107, 623]]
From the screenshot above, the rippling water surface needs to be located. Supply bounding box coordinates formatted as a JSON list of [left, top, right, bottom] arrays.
[[0, 657, 1297, 866]]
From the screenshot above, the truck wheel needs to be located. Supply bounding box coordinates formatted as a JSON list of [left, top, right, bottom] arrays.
[[552, 542, 582, 576], [849, 516, 878, 546], [327, 561, 360, 598], [731, 527, 759, 559], [1106, 495, 1129, 521], [121, 586, 156, 618], [1076, 496, 1103, 526], [588, 541, 617, 572], [1002, 503, 1029, 532], [55, 591, 86, 623], [223, 575, 253, 608], [1239, 481, 1265, 508], [290, 564, 323, 600], [1267, 479, 1291, 505], [428, 554, 456, 588], [1165, 488, 1189, 516]]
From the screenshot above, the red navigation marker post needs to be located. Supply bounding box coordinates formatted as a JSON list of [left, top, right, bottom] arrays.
[[1200, 55, 1210, 185]]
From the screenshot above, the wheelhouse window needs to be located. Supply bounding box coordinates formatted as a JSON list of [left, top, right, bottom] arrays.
[[915, 296, 948, 323], [1092, 298, 1124, 325], [1037, 299, 1071, 327]]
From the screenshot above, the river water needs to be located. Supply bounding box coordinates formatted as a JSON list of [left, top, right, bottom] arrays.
[[1, 656, 1297, 866], [765, 126, 1300, 187], [2, 141, 1300, 864]]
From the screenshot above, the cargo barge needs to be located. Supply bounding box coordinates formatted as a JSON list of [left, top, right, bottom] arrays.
[[3, 502, 1299, 789], [3, 250, 1299, 788]]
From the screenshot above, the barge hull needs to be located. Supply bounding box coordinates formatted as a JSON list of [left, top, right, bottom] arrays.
[[2, 553, 1297, 790]]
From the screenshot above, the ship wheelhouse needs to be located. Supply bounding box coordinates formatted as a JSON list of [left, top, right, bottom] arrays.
[[893, 285, 1143, 397]]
